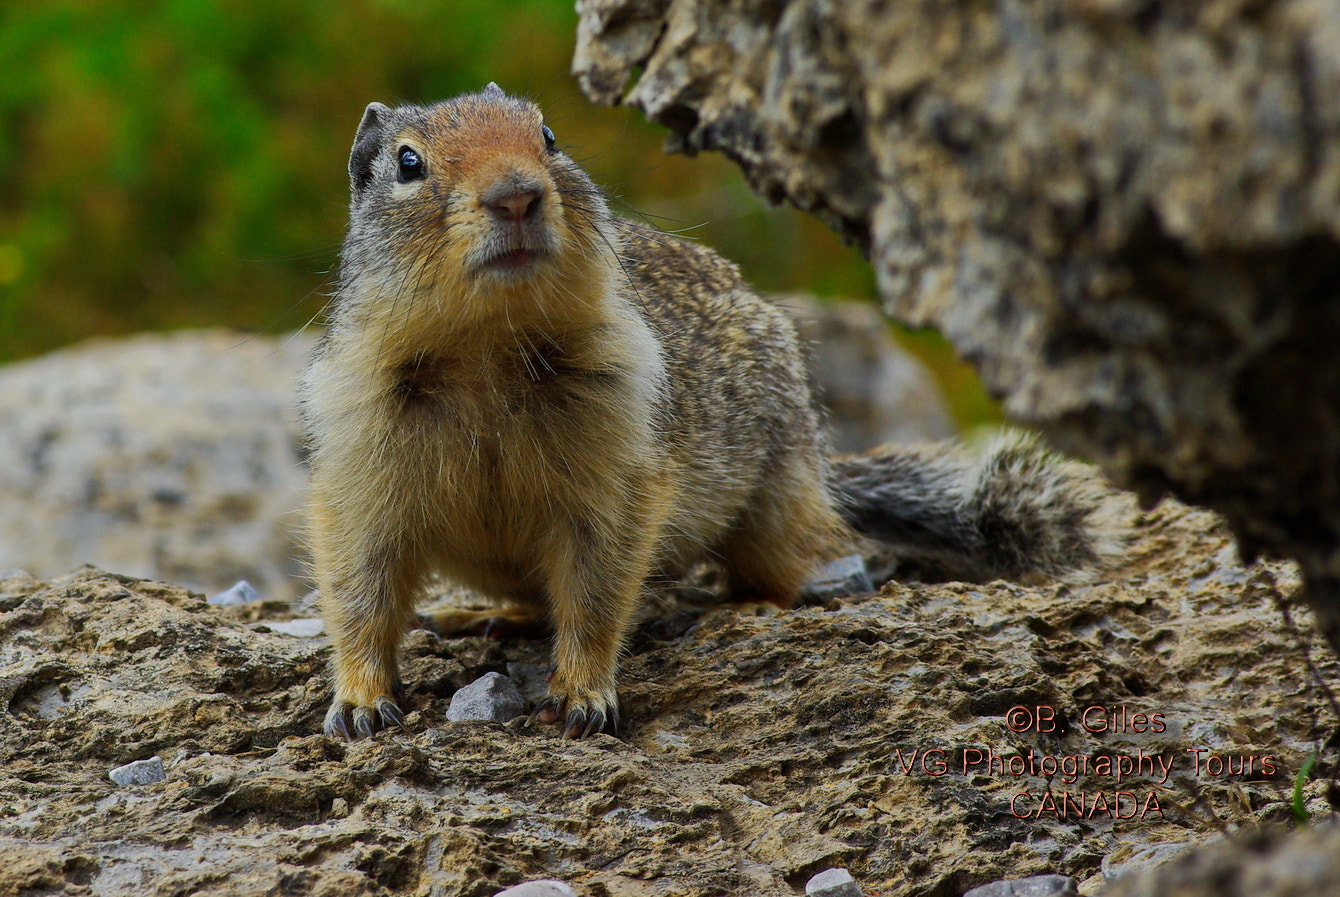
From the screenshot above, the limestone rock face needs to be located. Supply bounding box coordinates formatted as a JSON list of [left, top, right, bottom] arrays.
[[573, 0, 1340, 647]]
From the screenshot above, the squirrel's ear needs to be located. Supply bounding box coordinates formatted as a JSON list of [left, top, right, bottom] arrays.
[[349, 102, 391, 194], [482, 82, 505, 100]]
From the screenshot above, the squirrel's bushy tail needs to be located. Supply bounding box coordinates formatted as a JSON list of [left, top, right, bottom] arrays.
[[830, 430, 1133, 583]]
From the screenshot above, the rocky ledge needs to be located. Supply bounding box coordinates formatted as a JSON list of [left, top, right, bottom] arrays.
[[2, 502, 1336, 895]]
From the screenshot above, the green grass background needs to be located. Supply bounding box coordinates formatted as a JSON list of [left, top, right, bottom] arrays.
[[0, 0, 998, 428]]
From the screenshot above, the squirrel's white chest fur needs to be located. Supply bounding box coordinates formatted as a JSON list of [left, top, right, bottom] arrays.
[[302, 306, 669, 600]]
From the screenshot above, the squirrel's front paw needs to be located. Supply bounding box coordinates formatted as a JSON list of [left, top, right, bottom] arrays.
[[531, 687, 620, 739], [323, 694, 407, 740]]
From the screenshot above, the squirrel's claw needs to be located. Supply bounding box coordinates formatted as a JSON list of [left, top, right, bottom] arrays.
[[352, 706, 377, 739], [376, 695, 409, 731], [571, 704, 619, 739], [529, 693, 620, 739], [527, 696, 560, 727], [323, 695, 406, 741], [323, 701, 354, 740]]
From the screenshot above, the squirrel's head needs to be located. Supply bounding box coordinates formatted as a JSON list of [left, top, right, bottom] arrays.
[[339, 85, 615, 323]]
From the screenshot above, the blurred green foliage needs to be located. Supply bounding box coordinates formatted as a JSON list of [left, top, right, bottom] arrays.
[[0, 0, 996, 428]]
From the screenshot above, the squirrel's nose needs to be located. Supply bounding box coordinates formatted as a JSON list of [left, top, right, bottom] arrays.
[[482, 178, 544, 222]]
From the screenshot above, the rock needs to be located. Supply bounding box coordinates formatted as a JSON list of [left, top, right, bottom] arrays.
[[208, 579, 263, 606], [493, 882, 577, 897], [783, 295, 954, 452], [108, 756, 166, 787], [1098, 842, 1194, 882], [1099, 826, 1340, 897], [965, 875, 1077, 897], [806, 866, 863, 896], [260, 618, 325, 638], [800, 555, 873, 603], [0, 501, 1332, 894], [0, 330, 315, 602], [446, 672, 527, 723], [573, 0, 1340, 655]]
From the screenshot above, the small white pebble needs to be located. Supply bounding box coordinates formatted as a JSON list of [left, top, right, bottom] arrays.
[[802, 555, 874, 602], [448, 672, 526, 723], [806, 867, 863, 897], [262, 618, 325, 637], [965, 875, 1078, 897], [208, 580, 263, 606], [109, 756, 167, 787], [493, 882, 577, 897]]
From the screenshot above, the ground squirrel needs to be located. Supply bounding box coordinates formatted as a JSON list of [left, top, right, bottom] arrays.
[[301, 84, 1131, 740]]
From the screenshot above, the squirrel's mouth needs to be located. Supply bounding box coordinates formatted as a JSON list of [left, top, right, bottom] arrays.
[[490, 247, 537, 270], [470, 237, 549, 278]]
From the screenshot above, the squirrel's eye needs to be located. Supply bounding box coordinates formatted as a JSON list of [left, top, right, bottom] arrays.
[[397, 146, 425, 182], [541, 125, 556, 152]]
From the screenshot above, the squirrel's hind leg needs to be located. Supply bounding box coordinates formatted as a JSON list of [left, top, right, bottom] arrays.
[[720, 453, 850, 608]]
